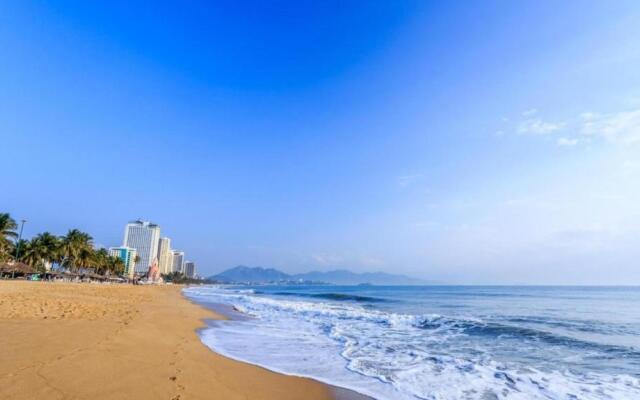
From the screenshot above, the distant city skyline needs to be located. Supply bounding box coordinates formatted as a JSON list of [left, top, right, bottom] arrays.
[[3, 1, 640, 284], [118, 220, 190, 278]]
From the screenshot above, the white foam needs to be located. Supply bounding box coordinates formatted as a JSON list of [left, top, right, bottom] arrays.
[[184, 286, 640, 400]]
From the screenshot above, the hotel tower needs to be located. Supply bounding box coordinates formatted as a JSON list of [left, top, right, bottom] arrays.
[[157, 237, 173, 274], [184, 261, 196, 278], [171, 250, 185, 274], [123, 220, 161, 274]]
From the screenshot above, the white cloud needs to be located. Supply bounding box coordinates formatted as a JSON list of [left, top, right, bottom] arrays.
[[556, 137, 579, 147], [508, 108, 640, 147], [580, 109, 640, 145], [517, 118, 564, 135]]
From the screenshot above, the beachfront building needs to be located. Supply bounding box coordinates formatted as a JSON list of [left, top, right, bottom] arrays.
[[171, 250, 184, 274], [123, 220, 160, 275], [184, 261, 196, 278], [108, 246, 138, 278], [157, 237, 173, 274]]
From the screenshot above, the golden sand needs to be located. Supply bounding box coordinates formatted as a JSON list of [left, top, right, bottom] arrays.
[[0, 281, 333, 400]]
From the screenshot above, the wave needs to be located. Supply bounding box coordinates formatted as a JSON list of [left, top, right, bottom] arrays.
[[418, 315, 640, 357], [505, 315, 640, 336], [184, 285, 640, 400], [265, 291, 389, 303]]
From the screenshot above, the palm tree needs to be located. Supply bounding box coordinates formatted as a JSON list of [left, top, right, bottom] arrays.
[[0, 240, 12, 262], [105, 255, 125, 276], [92, 248, 109, 275], [0, 213, 18, 240], [21, 232, 61, 272], [0, 213, 18, 262], [38, 232, 62, 269], [19, 239, 40, 267], [60, 229, 94, 272], [76, 247, 97, 272]]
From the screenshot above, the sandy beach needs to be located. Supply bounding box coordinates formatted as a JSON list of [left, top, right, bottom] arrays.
[[0, 281, 334, 400]]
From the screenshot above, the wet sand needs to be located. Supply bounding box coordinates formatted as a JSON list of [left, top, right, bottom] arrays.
[[191, 300, 375, 400], [0, 281, 336, 400]]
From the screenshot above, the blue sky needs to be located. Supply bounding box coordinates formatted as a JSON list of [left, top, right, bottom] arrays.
[[2, 1, 640, 283]]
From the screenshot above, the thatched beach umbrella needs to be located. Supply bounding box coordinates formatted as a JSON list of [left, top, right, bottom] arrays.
[[0, 262, 37, 277]]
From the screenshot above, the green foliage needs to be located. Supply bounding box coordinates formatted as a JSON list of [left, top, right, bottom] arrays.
[[20, 232, 61, 271], [60, 229, 94, 271], [0, 213, 18, 239], [1, 212, 128, 277], [0, 213, 18, 262], [106, 255, 125, 275], [161, 271, 202, 284]]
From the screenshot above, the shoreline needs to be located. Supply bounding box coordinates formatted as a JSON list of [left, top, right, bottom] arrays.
[[184, 293, 375, 400], [0, 281, 337, 400]]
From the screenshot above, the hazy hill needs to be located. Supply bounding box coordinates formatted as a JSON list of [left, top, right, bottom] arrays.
[[210, 266, 425, 285], [291, 269, 424, 285], [211, 266, 290, 283]]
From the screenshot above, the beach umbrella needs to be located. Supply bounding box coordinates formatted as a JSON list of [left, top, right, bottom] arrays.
[[0, 262, 37, 276]]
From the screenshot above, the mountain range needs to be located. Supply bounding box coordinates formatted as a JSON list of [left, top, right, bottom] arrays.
[[209, 266, 426, 285]]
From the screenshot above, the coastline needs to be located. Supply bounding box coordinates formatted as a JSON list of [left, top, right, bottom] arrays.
[[0, 281, 335, 400], [184, 292, 375, 400]]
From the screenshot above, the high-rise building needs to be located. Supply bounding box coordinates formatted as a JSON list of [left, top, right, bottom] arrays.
[[157, 237, 173, 274], [108, 246, 138, 278], [184, 261, 196, 278], [171, 250, 184, 274], [123, 220, 160, 274]]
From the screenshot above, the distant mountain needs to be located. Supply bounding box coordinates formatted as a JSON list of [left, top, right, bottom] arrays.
[[211, 266, 290, 283], [291, 269, 425, 285], [209, 266, 426, 285]]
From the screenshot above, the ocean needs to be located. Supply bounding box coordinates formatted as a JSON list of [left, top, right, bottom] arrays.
[[183, 285, 640, 400]]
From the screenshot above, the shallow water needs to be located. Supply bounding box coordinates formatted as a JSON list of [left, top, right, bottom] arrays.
[[184, 285, 640, 400]]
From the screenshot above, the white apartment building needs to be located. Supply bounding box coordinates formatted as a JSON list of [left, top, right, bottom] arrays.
[[183, 261, 196, 278], [171, 250, 185, 274], [123, 220, 160, 274], [157, 237, 173, 274]]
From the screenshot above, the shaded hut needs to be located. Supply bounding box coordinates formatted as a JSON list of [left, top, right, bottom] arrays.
[[0, 262, 37, 278]]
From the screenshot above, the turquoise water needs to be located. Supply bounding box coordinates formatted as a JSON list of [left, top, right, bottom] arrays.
[[185, 285, 640, 399]]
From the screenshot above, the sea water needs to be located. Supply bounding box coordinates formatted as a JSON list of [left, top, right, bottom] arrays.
[[183, 285, 640, 400]]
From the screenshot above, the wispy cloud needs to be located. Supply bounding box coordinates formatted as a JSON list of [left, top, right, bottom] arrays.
[[311, 253, 344, 266], [580, 110, 640, 145], [556, 137, 578, 147], [309, 253, 384, 268], [517, 117, 564, 135], [398, 173, 423, 187], [508, 108, 640, 147]]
